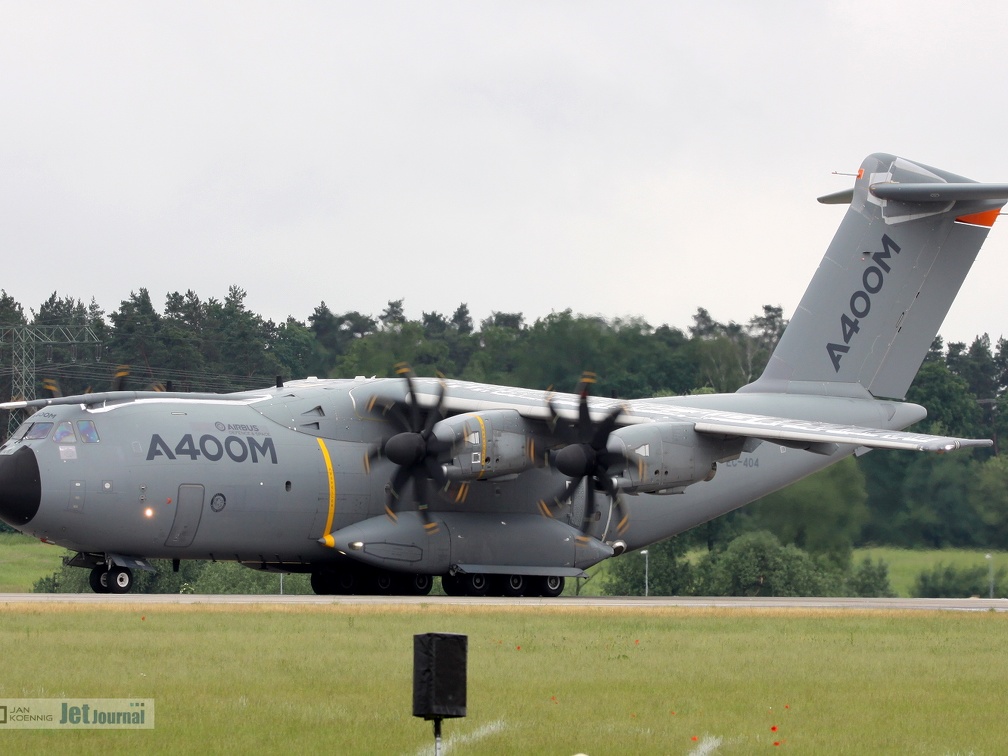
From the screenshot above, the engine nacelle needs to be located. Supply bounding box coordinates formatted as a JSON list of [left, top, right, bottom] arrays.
[[435, 409, 542, 481], [608, 422, 745, 494]]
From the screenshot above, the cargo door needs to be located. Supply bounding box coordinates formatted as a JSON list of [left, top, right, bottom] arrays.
[[164, 484, 205, 548]]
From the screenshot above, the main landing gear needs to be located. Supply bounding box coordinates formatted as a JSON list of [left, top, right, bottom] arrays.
[[309, 564, 566, 597], [310, 565, 434, 596], [89, 565, 134, 594], [441, 573, 565, 598]]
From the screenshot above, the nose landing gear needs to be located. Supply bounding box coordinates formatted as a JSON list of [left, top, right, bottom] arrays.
[[88, 566, 109, 593], [89, 564, 134, 594]]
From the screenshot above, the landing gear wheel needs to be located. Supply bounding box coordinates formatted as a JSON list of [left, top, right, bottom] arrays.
[[406, 574, 433, 596], [336, 570, 360, 594], [537, 575, 565, 598], [373, 571, 395, 593], [310, 571, 334, 595], [89, 566, 110, 594], [441, 574, 464, 596], [311, 569, 361, 595], [460, 572, 488, 597], [107, 566, 134, 594], [501, 574, 526, 597]]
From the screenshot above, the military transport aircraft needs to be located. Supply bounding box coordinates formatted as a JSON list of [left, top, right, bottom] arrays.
[[2, 153, 1007, 596]]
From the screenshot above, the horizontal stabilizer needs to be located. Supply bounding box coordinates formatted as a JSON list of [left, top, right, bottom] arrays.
[[694, 415, 992, 453], [817, 188, 855, 205], [819, 183, 1008, 206], [870, 182, 1008, 203]]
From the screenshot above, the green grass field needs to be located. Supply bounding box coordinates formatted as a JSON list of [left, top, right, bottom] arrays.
[[853, 547, 1003, 597], [0, 603, 1005, 754], [0, 533, 69, 592]]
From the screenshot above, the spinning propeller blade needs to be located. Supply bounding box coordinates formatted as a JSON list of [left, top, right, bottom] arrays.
[[363, 364, 458, 533], [539, 372, 636, 536]]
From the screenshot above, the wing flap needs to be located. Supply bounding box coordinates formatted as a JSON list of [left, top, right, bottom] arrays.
[[693, 418, 991, 453]]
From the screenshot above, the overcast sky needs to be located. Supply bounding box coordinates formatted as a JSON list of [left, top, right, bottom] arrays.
[[3, 2, 1008, 345]]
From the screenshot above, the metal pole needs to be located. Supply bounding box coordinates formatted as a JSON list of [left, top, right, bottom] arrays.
[[434, 717, 443, 756], [987, 554, 994, 599], [641, 550, 649, 597]]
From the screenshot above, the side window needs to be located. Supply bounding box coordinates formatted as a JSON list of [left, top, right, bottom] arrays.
[[24, 422, 54, 441], [77, 420, 100, 443], [52, 421, 77, 443]]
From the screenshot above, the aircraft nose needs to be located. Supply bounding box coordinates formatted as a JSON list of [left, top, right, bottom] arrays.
[[0, 446, 42, 528]]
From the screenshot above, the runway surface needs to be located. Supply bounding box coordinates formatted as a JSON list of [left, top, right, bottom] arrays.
[[1, 593, 1006, 611]]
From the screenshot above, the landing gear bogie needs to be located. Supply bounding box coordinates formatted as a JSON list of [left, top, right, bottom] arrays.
[[440, 572, 490, 596], [489, 574, 527, 597], [310, 566, 435, 596]]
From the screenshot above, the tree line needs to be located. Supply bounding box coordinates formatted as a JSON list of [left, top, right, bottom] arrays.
[[3, 286, 1007, 590]]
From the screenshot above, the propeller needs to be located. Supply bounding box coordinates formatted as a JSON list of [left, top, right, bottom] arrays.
[[538, 371, 641, 537], [112, 365, 130, 391], [41, 364, 132, 398], [363, 363, 456, 534]]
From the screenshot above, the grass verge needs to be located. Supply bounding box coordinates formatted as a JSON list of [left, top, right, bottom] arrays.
[[854, 547, 1004, 596], [0, 533, 69, 592], [0, 602, 1005, 753]]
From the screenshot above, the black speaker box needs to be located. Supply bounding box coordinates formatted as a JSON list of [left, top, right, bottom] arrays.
[[413, 632, 467, 719]]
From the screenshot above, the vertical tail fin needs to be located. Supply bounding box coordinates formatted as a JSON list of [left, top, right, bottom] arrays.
[[744, 153, 1008, 400]]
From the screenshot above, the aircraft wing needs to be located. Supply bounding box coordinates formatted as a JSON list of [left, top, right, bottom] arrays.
[[692, 414, 991, 453], [430, 379, 989, 455]]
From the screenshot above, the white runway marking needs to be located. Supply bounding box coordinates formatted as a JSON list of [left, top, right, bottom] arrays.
[[687, 735, 724, 756], [412, 719, 506, 756]]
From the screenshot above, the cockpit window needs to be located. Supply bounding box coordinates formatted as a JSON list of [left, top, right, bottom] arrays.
[[24, 422, 54, 441], [52, 421, 77, 443], [77, 420, 100, 443], [9, 420, 32, 441]]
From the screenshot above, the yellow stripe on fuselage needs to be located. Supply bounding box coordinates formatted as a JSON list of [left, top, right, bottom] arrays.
[[317, 438, 337, 548], [474, 414, 487, 479]]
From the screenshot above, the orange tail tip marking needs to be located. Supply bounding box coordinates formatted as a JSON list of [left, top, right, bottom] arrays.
[[956, 208, 1001, 227]]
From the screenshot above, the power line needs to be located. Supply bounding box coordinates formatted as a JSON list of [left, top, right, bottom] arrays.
[[1, 324, 102, 436]]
